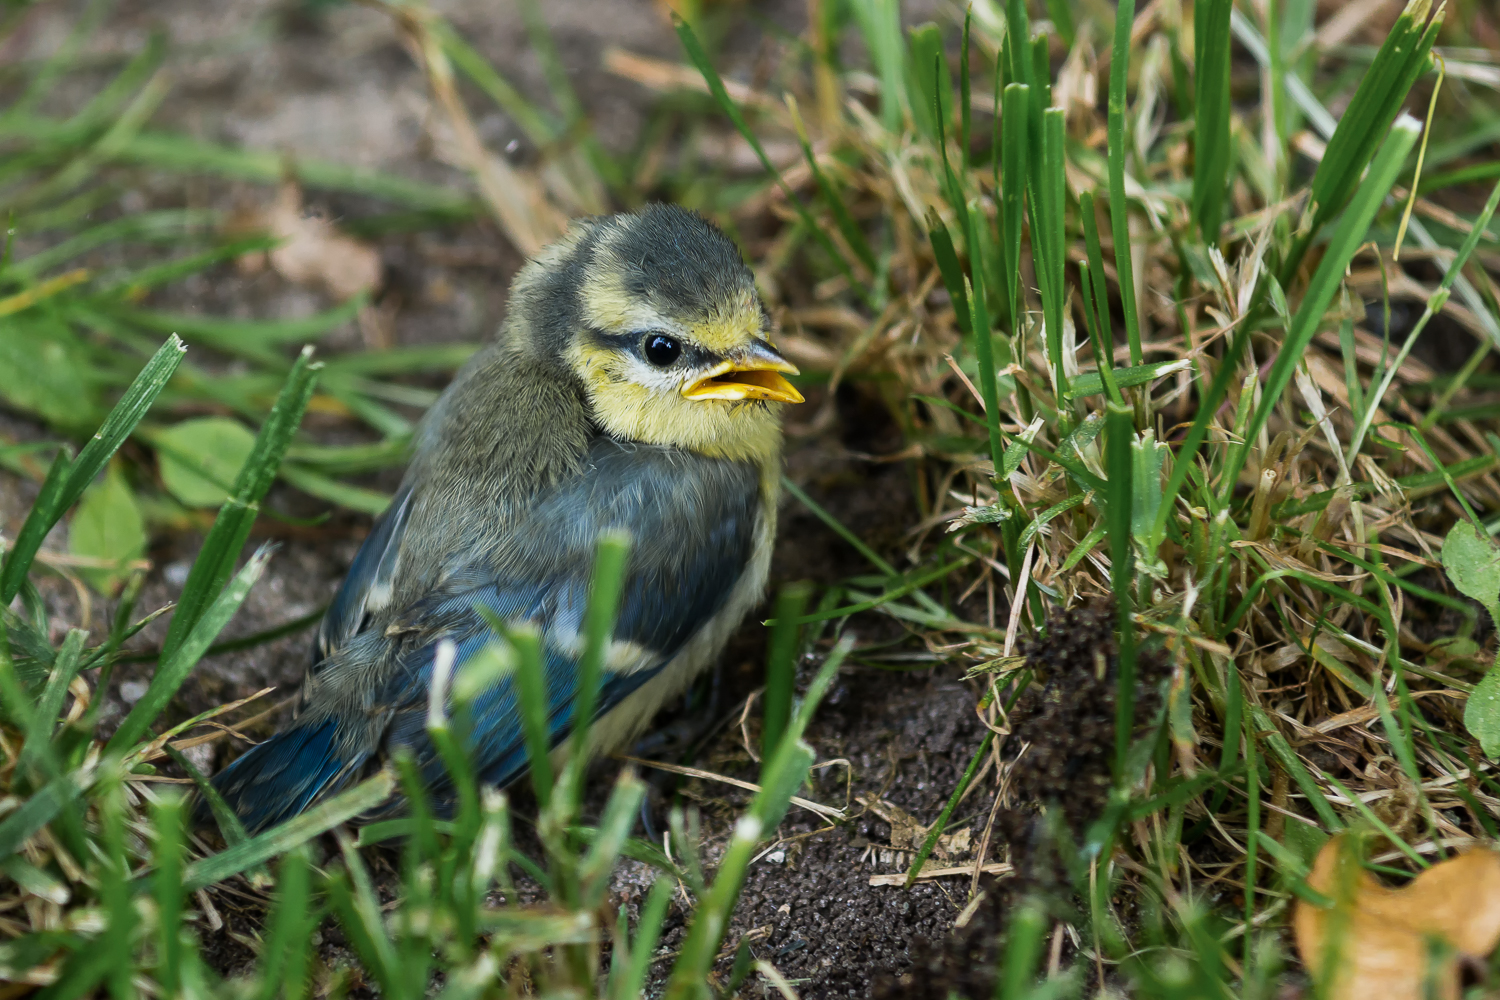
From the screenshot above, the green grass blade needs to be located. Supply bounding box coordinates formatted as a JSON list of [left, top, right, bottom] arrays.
[[567, 530, 632, 777], [997, 898, 1048, 999], [902, 728, 994, 887], [926, 211, 973, 336], [762, 582, 811, 766], [181, 770, 395, 892], [613, 878, 674, 1000], [1250, 703, 1340, 829], [0, 334, 184, 604], [502, 623, 555, 811], [163, 744, 268, 886], [1108, 0, 1143, 364], [579, 771, 646, 908], [999, 83, 1030, 337], [1192, 0, 1233, 243], [673, 15, 863, 298], [325, 834, 400, 996], [109, 545, 272, 753], [663, 637, 850, 999], [1307, 1, 1439, 236], [151, 792, 186, 997], [907, 24, 948, 143], [847, 0, 905, 132], [0, 773, 76, 859], [256, 846, 313, 1000], [1077, 269, 1121, 408], [18, 629, 84, 775], [1080, 191, 1116, 353], [1034, 108, 1069, 403], [1106, 402, 1137, 785], [960, 8, 972, 171], [158, 347, 319, 666], [663, 744, 816, 1000], [1223, 116, 1422, 497]]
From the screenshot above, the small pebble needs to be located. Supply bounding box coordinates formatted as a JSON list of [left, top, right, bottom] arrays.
[[119, 680, 149, 704]]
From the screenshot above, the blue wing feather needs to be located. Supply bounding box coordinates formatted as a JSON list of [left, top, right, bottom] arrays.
[[213, 437, 762, 830], [317, 485, 413, 661], [208, 716, 363, 833]]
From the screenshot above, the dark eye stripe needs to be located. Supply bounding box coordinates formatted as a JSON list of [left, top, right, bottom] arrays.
[[584, 328, 716, 369]]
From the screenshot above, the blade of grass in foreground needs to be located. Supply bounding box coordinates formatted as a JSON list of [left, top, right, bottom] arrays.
[[180, 770, 396, 891], [662, 636, 852, 1000], [151, 793, 186, 998], [563, 531, 631, 793], [762, 582, 811, 767], [1106, 402, 1137, 785], [108, 545, 272, 754], [1035, 108, 1070, 404], [611, 878, 674, 1000], [254, 846, 313, 1000], [157, 345, 320, 667], [1278, 0, 1441, 283]]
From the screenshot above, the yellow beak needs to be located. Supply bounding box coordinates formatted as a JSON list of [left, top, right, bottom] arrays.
[[682, 343, 804, 404]]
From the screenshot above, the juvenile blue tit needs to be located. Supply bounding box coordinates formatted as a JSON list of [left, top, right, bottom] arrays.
[[213, 205, 802, 832]]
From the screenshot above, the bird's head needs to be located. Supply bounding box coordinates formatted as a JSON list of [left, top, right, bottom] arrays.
[[510, 205, 802, 462]]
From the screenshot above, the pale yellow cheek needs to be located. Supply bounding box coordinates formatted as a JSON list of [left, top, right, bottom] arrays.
[[566, 340, 785, 461]]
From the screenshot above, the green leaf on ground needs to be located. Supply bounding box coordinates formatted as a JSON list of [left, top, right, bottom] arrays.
[[69, 464, 145, 594], [1442, 522, 1500, 754], [1440, 521, 1500, 621], [156, 417, 257, 507], [0, 319, 99, 430], [1466, 666, 1500, 758]]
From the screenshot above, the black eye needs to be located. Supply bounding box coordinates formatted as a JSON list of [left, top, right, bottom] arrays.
[[642, 334, 681, 367]]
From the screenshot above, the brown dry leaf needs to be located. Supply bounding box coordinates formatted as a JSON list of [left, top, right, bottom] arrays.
[[856, 795, 970, 860], [1295, 835, 1500, 1000], [235, 182, 381, 300]]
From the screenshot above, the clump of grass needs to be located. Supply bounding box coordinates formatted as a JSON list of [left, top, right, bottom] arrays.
[[639, 0, 1500, 993]]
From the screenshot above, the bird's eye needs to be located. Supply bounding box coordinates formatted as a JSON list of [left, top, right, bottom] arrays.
[[642, 334, 682, 367]]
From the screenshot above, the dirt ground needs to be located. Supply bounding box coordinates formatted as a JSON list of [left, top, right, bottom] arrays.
[[3, 1, 1002, 996]]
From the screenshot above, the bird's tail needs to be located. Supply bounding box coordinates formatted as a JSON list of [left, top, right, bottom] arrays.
[[204, 717, 367, 834]]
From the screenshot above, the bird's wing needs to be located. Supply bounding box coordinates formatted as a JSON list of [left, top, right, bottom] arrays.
[[316, 484, 414, 661], [322, 438, 763, 799]]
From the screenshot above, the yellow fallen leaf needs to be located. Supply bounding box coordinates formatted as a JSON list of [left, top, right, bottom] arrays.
[[1295, 835, 1500, 1000]]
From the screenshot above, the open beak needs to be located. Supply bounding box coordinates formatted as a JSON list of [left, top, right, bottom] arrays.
[[682, 342, 804, 404]]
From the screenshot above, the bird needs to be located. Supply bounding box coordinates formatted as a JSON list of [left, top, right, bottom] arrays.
[[211, 204, 803, 833]]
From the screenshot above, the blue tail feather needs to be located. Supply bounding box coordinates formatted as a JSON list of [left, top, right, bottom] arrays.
[[209, 718, 364, 834]]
